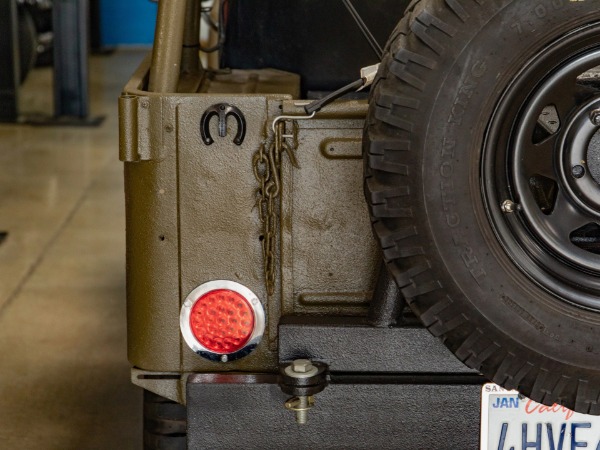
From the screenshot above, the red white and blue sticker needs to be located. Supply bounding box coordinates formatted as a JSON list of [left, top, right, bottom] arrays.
[[481, 383, 600, 450]]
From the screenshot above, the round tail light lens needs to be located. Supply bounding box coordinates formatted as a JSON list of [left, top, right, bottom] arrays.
[[190, 289, 254, 353], [180, 281, 265, 362]]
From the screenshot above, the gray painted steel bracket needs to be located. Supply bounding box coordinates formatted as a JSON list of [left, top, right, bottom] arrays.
[[279, 316, 480, 374]]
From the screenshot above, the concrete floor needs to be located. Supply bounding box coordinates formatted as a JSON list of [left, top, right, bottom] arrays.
[[0, 50, 146, 449]]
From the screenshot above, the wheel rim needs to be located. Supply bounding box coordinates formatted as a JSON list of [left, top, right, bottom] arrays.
[[483, 24, 600, 310]]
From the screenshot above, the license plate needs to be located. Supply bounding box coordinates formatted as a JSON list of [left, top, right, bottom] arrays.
[[481, 383, 600, 450]]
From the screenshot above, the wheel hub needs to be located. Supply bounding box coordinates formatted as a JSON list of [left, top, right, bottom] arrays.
[[587, 129, 600, 184], [559, 99, 600, 216]]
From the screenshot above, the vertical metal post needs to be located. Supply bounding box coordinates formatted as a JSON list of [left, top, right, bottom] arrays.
[[181, 0, 202, 75], [149, 0, 188, 93], [0, 0, 20, 122], [53, 0, 90, 118]]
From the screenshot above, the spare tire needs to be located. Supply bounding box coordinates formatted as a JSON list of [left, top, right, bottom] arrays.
[[365, 0, 600, 414]]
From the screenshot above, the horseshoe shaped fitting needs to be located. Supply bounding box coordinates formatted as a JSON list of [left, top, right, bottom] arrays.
[[200, 103, 247, 146]]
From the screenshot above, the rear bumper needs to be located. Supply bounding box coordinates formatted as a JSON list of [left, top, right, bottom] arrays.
[[186, 372, 484, 449]]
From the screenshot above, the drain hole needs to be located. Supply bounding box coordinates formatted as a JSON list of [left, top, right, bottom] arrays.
[[571, 223, 600, 254], [533, 105, 560, 144], [0, 232, 7, 246], [529, 175, 558, 215]]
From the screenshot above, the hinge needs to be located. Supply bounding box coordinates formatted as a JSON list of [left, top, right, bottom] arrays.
[[119, 95, 163, 162]]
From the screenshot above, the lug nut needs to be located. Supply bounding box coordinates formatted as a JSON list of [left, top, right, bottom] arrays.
[[501, 200, 519, 214], [572, 165, 585, 179], [590, 109, 600, 126]]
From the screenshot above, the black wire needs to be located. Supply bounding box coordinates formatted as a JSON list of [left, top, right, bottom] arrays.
[[341, 0, 383, 60], [202, 11, 219, 32], [199, 0, 228, 53], [304, 79, 364, 115]]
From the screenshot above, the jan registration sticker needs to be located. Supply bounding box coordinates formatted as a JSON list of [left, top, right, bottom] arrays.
[[481, 383, 600, 450]]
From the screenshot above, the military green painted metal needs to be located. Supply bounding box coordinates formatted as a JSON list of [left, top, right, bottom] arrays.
[[148, 0, 187, 93], [120, 17, 377, 403]]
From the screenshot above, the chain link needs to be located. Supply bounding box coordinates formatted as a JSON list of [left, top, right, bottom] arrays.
[[253, 120, 296, 295]]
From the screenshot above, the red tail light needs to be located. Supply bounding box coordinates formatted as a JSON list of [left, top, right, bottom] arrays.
[[180, 281, 265, 362]]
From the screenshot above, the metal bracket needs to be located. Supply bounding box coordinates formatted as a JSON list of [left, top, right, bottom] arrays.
[[201, 103, 247, 146]]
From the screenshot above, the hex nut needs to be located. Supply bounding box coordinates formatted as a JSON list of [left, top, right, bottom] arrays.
[[284, 359, 319, 378], [292, 359, 313, 373], [501, 200, 516, 214]]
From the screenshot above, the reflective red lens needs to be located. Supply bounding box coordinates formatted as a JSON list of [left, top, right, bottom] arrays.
[[189, 289, 255, 353]]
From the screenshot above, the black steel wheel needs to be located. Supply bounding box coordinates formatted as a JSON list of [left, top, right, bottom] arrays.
[[365, 0, 600, 413], [484, 27, 600, 310]]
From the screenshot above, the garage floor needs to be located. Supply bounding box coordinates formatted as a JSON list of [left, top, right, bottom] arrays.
[[0, 50, 145, 449]]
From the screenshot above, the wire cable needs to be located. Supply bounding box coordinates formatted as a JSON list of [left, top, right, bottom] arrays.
[[304, 79, 364, 115], [341, 0, 383, 60], [199, 0, 228, 53]]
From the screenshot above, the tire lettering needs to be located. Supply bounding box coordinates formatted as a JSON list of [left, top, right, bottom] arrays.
[[535, 5, 547, 18], [461, 247, 487, 285], [471, 61, 487, 78], [440, 60, 489, 285], [514, 1, 566, 35], [442, 137, 456, 158], [440, 179, 459, 227], [447, 214, 460, 227], [501, 295, 560, 341], [452, 231, 487, 285], [440, 161, 453, 178]]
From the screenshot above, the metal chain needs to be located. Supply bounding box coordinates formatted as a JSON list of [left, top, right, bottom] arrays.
[[252, 121, 297, 295]]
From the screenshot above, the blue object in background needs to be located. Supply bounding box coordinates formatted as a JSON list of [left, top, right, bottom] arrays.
[[100, 0, 158, 46]]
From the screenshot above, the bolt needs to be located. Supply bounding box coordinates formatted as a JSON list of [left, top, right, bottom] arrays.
[[296, 396, 309, 425], [285, 395, 314, 425], [591, 109, 600, 126], [572, 165, 585, 179], [292, 359, 314, 373], [501, 200, 518, 214], [284, 359, 318, 425], [220, 355, 228, 363]]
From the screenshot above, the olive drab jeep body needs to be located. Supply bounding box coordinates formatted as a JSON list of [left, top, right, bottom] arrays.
[[121, 1, 600, 448]]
